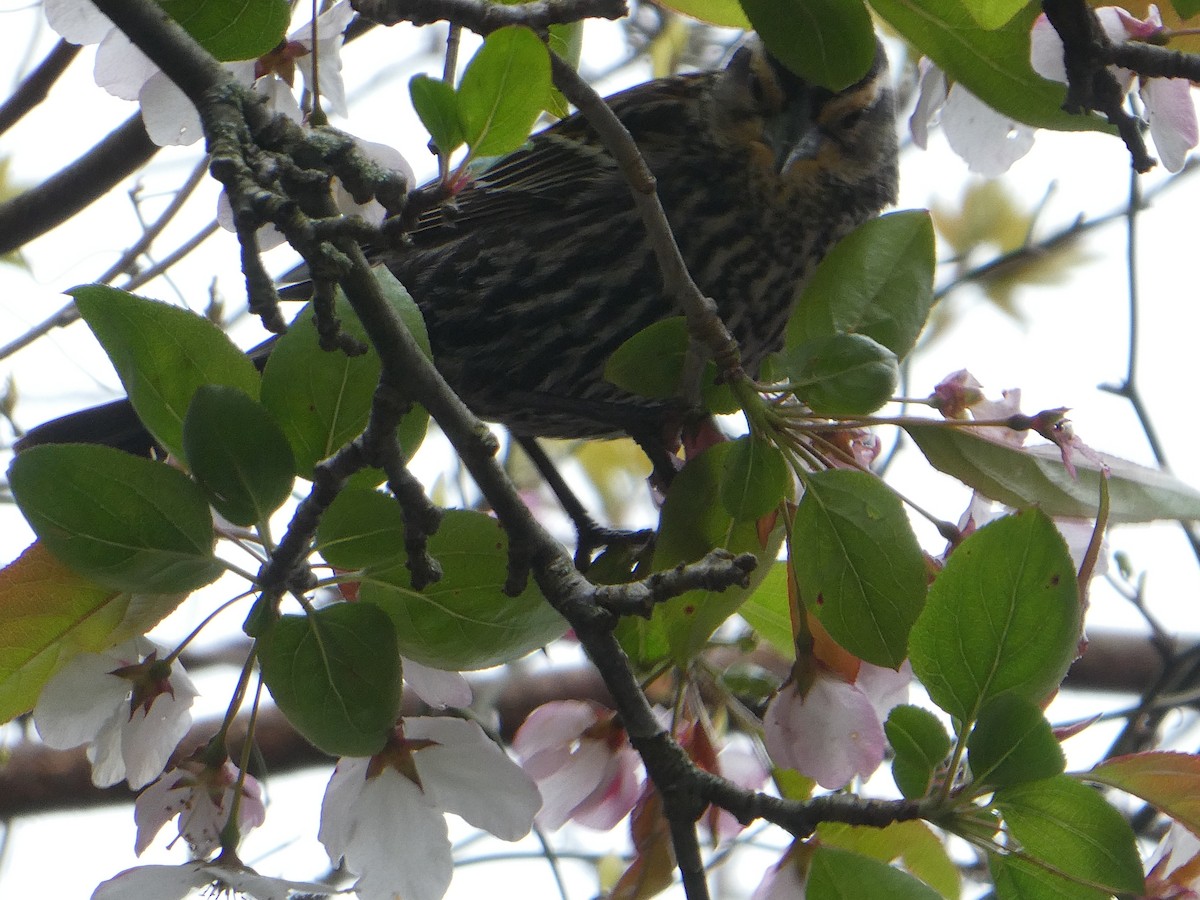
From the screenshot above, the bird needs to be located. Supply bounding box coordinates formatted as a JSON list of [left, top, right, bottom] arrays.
[[18, 39, 899, 470]]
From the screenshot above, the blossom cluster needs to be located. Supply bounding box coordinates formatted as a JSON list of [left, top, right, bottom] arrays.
[[913, 4, 1199, 175]]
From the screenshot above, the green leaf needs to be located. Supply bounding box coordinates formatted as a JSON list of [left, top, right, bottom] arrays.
[[909, 510, 1080, 724], [994, 775, 1145, 896], [658, 0, 752, 27], [410, 74, 464, 154], [259, 603, 401, 757], [9, 444, 222, 593], [604, 318, 689, 400], [72, 284, 260, 461], [989, 852, 1111, 900], [183, 386, 295, 527], [808, 845, 943, 899], [783, 332, 899, 416], [648, 442, 785, 665], [546, 22, 584, 119], [317, 487, 408, 572], [787, 211, 936, 362], [737, 563, 794, 658], [260, 269, 429, 479], [739, 0, 877, 90], [905, 424, 1200, 523], [458, 26, 551, 157], [960, 0, 1030, 29], [868, 0, 1102, 132], [968, 694, 1065, 790], [360, 510, 567, 670], [720, 436, 790, 521], [603, 317, 737, 413], [0, 544, 183, 723], [886, 704, 952, 799], [1087, 751, 1200, 836], [158, 0, 290, 61], [792, 469, 926, 668], [819, 821, 961, 899], [1175, 0, 1200, 19]]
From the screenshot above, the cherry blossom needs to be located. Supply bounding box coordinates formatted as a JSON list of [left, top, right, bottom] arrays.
[[402, 658, 472, 709], [763, 662, 911, 790], [91, 856, 333, 900], [752, 843, 811, 900], [709, 735, 769, 840], [134, 758, 266, 856], [319, 716, 541, 900], [910, 59, 1036, 177], [33, 637, 197, 789], [1031, 5, 1199, 172], [42, 0, 355, 146], [512, 699, 642, 830]]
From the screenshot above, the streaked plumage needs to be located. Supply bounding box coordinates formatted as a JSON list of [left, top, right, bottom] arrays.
[[392, 40, 898, 441], [19, 40, 899, 453]]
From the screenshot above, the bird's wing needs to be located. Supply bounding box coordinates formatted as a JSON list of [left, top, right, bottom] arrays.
[[410, 74, 708, 238]]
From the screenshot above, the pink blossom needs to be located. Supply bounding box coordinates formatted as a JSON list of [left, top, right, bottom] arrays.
[[763, 663, 911, 790], [752, 844, 810, 900], [930, 369, 985, 419], [512, 700, 642, 830], [710, 736, 769, 840], [33, 638, 197, 789], [1031, 5, 1198, 171], [320, 717, 540, 900], [134, 759, 265, 856]]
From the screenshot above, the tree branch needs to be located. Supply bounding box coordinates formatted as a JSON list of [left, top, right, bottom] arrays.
[[0, 114, 158, 257], [0, 40, 79, 138], [1041, 0, 1154, 171], [352, 0, 627, 31]]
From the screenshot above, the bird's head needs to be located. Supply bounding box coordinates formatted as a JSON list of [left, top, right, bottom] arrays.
[[712, 37, 899, 199]]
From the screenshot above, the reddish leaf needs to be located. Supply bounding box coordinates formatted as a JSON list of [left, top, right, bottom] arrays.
[[1088, 752, 1200, 834]]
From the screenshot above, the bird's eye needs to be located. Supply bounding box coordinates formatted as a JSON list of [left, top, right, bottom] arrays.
[[748, 73, 767, 106], [837, 108, 865, 131]]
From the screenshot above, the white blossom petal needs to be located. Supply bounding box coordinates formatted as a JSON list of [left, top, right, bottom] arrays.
[[139, 72, 204, 146], [92, 863, 203, 900], [95, 28, 159, 100], [909, 60, 948, 150], [1143, 77, 1199, 172], [941, 86, 1035, 177], [407, 716, 541, 840], [34, 651, 132, 747], [88, 709, 133, 788], [44, 0, 113, 45], [402, 659, 472, 709], [134, 772, 191, 855], [1029, 14, 1068, 83], [320, 760, 453, 900], [255, 76, 304, 123]]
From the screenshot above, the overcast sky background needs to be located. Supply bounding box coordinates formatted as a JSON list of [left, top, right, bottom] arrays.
[[2, 1, 1200, 896]]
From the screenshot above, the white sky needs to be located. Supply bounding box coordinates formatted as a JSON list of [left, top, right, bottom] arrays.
[[1, 2, 1199, 897]]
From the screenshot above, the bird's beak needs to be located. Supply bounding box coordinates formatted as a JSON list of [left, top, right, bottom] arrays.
[[765, 93, 821, 173]]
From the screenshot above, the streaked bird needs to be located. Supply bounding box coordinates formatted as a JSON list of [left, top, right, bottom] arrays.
[[19, 40, 899, 462]]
